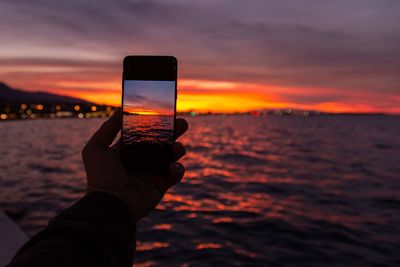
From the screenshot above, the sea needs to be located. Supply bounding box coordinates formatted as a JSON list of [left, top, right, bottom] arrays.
[[123, 114, 174, 145], [0, 115, 399, 267]]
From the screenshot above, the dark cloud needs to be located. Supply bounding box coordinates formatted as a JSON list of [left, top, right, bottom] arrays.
[[125, 94, 147, 103], [125, 93, 173, 111], [0, 57, 117, 69]]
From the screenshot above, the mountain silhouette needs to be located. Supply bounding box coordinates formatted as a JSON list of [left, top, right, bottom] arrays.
[[0, 81, 91, 104]]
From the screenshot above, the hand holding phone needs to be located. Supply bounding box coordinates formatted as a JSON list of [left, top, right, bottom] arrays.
[[82, 55, 188, 221], [83, 109, 188, 222]]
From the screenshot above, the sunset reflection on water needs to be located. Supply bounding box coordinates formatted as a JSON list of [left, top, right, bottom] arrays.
[[123, 115, 174, 145], [0, 115, 400, 266]]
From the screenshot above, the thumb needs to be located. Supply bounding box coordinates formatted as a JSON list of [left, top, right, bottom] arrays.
[[85, 108, 122, 152]]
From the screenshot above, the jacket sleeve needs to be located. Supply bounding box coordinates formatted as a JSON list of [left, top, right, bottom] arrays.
[[6, 192, 136, 267]]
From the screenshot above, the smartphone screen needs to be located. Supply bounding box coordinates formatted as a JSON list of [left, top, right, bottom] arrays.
[[121, 56, 177, 174]]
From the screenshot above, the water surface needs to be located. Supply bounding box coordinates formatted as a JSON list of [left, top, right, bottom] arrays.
[[123, 114, 174, 145], [0, 116, 399, 266]]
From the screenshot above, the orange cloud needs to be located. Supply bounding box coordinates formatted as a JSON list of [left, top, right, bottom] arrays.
[[124, 107, 172, 115], [177, 84, 285, 113], [124, 109, 160, 115], [3, 76, 399, 114]]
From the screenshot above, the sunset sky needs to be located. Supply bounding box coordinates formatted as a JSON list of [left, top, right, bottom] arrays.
[[0, 0, 399, 113], [124, 80, 175, 115]]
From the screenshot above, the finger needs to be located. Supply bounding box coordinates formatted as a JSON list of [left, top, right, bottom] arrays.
[[86, 109, 122, 151], [173, 142, 186, 160], [175, 118, 188, 139], [166, 162, 185, 188]]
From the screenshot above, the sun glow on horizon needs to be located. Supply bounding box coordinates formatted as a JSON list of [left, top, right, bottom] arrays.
[[3, 78, 399, 114], [124, 109, 165, 115]]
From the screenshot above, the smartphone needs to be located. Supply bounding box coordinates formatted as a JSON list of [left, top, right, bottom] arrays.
[[121, 56, 177, 174]]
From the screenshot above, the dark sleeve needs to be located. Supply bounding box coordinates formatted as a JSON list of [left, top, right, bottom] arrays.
[[6, 192, 136, 267]]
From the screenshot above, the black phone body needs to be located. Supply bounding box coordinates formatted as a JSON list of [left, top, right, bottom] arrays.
[[121, 56, 177, 174]]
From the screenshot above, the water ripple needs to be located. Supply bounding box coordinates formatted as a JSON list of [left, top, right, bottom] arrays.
[[1, 116, 400, 266]]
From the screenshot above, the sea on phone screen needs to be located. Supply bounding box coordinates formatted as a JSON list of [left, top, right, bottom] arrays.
[[122, 114, 174, 146]]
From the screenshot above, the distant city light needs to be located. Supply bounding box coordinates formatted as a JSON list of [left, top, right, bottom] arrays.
[[56, 111, 73, 117], [1, 102, 116, 120]]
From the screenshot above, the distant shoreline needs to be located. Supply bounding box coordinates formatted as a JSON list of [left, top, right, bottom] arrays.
[[1, 112, 398, 122]]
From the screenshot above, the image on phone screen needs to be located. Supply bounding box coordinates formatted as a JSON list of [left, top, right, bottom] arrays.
[[121, 80, 176, 173]]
